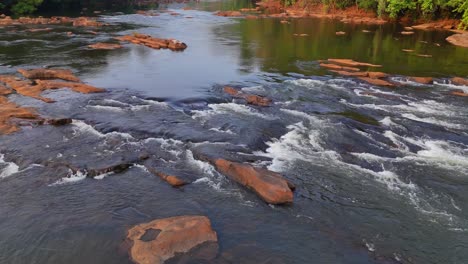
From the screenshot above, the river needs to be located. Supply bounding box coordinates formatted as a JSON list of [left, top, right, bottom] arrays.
[[0, 1, 468, 263]]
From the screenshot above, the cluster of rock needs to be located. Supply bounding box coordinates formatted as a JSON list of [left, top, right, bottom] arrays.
[[116, 34, 187, 51], [319, 58, 468, 96], [0, 15, 102, 27], [0, 68, 104, 134]]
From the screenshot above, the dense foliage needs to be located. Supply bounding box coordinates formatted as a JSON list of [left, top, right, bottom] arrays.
[[285, 0, 468, 28], [0, 0, 150, 16]]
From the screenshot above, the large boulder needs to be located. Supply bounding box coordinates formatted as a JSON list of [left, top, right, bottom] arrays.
[[446, 33, 468, 48], [212, 158, 294, 204], [126, 216, 218, 264]]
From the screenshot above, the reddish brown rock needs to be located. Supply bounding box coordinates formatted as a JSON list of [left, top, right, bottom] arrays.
[[145, 166, 187, 187], [409, 77, 433, 84], [328, 59, 382, 68], [320, 63, 360, 72], [367, 72, 388, 79], [126, 216, 218, 264], [452, 77, 468, 86], [72, 17, 102, 27], [330, 70, 368, 77], [27, 27, 53, 33], [212, 158, 294, 204], [0, 96, 39, 134], [223, 86, 271, 107], [117, 34, 187, 51], [446, 33, 468, 48], [18, 68, 80, 82], [0, 84, 12, 96], [359, 77, 395, 87], [88, 42, 123, 50], [223, 86, 240, 96], [215, 11, 242, 17], [35, 80, 105, 94]]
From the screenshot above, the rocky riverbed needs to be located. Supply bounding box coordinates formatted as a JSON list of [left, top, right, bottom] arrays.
[[1, 1, 468, 263]]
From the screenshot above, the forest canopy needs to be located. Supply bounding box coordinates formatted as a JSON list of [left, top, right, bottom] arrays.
[[0, 0, 467, 28]]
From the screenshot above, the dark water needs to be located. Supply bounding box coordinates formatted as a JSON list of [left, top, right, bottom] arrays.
[[1, 1, 468, 264]]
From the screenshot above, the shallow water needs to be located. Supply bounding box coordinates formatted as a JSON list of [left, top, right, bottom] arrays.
[[1, 1, 468, 263]]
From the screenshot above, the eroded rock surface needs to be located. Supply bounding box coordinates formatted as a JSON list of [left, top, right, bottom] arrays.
[[126, 216, 218, 264], [211, 158, 294, 204], [224, 86, 271, 107], [18, 68, 80, 82], [452, 77, 468, 86], [117, 34, 187, 51]]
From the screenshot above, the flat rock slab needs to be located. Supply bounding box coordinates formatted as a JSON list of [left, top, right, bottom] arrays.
[[126, 215, 218, 264]]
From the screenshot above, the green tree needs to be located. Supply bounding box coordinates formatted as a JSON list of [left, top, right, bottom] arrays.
[[11, 0, 44, 15]]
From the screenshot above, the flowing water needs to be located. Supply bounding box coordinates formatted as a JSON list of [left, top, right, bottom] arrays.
[[1, 1, 468, 263]]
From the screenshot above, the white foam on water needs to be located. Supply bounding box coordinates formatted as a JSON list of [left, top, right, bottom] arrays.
[[72, 120, 105, 137], [49, 170, 87, 186], [192, 103, 274, 120], [101, 99, 130, 107], [0, 154, 20, 179], [138, 98, 169, 107], [87, 105, 125, 112], [401, 113, 463, 129], [241, 85, 265, 93], [257, 122, 339, 172], [288, 78, 358, 92], [383, 130, 410, 152], [209, 127, 236, 135], [93, 171, 114, 180], [129, 105, 151, 111], [379, 116, 403, 129]]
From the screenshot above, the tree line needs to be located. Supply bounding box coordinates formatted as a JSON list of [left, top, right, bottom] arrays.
[[1, 0, 467, 28], [286, 0, 467, 28], [0, 0, 152, 15]]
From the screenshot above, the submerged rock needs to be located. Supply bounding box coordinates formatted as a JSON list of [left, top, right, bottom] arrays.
[[211, 158, 294, 204], [88, 43, 123, 50], [358, 77, 395, 87], [450, 90, 468, 97], [215, 11, 243, 17], [145, 166, 187, 187], [18, 68, 80, 82], [327, 59, 382, 68], [126, 216, 218, 264], [446, 33, 468, 47]]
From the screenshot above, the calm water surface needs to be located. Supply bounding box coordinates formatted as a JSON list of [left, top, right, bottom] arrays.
[[1, 1, 468, 263]]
